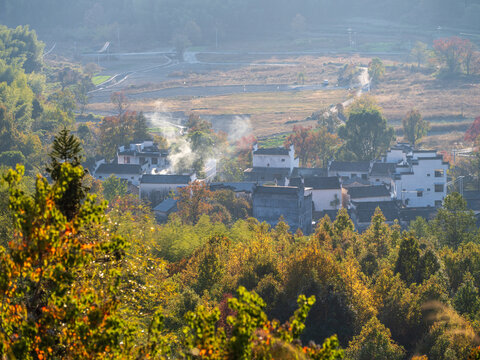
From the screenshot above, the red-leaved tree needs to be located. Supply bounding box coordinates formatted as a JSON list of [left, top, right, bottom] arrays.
[[465, 116, 480, 142], [434, 37, 474, 74]]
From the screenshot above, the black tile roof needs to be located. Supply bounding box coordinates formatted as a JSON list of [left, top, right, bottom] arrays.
[[153, 198, 178, 213], [244, 167, 290, 175], [96, 163, 142, 175], [400, 207, 438, 222], [210, 182, 255, 193], [255, 185, 300, 195], [354, 201, 400, 223], [290, 176, 340, 190], [348, 185, 391, 199], [329, 161, 371, 172], [291, 167, 328, 177], [253, 147, 289, 155], [141, 174, 192, 184], [370, 162, 396, 177], [342, 178, 371, 187]]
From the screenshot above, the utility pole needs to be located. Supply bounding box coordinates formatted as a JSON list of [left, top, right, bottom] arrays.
[[117, 27, 121, 51]]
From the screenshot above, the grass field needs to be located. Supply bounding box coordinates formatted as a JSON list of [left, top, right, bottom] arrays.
[[132, 89, 346, 136], [92, 75, 111, 86]]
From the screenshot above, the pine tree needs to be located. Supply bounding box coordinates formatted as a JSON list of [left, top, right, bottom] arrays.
[[46, 128, 88, 220], [395, 235, 420, 285]]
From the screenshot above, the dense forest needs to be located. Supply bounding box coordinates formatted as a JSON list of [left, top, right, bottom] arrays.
[[2, 131, 480, 358], [2, 0, 480, 46]]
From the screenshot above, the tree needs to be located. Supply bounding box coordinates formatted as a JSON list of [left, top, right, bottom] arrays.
[[432, 192, 477, 248], [183, 286, 344, 359], [110, 91, 129, 116], [99, 111, 147, 160], [464, 116, 480, 142], [402, 109, 429, 146], [0, 163, 128, 359], [345, 317, 405, 360], [338, 106, 394, 161], [395, 235, 421, 285], [0, 150, 25, 168], [368, 58, 385, 86], [434, 37, 473, 74], [285, 125, 314, 166], [46, 128, 89, 220], [74, 76, 94, 115], [0, 104, 17, 153], [411, 41, 429, 68], [133, 111, 151, 142], [103, 174, 128, 202], [453, 272, 480, 318], [176, 181, 214, 225]]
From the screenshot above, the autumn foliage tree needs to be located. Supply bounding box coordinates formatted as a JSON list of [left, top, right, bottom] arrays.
[[465, 116, 480, 143], [99, 111, 151, 160], [285, 125, 341, 167], [434, 37, 475, 75], [0, 132, 170, 359]]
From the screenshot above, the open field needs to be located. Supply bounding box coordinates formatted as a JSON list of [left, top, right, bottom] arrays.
[[87, 52, 479, 147], [92, 75, 112, 86], [373, 67, 480, 120]]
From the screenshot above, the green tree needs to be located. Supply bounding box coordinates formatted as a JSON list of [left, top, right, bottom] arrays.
[[453, 272, 480, 318], [402, 109, 429, 146], [368, 58, 385, 87], [338, 106, 394, 161], [411, 41, 429, 68], [345, 317, 405, 360], [395, 235, 420, 285], [0, 150, 25, 168], [432, 192, 477, 249], [46, 128, 88, 220], [103, 174, 128, 202], [133, 111, 151, 142], [183, 286, 344, 359], [0, 162, 131, 359]]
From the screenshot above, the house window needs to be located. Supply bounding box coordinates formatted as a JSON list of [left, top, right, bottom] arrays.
[[417, 191, 423, 197], [435, 200, 442, 207], [427, 188, 431, 191], [435, 169, 444, 177], [427, 174, 430, 177], [140, 157, 145, 164], [361, 174, 367, 180], [131, 176, 134, 180], [435, 184, 444, 192], [152, 158, 158, 165], [376, 179, 380, 182], [125, 157, 130, 164], [281, 158, 285, 162], [351, 173, 356, 178]]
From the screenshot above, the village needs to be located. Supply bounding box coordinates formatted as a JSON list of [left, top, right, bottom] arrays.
[[91, 137, 479, 234]]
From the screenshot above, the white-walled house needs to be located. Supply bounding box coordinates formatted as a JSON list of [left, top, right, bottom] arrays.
[[289, 176, 342, 212], [94, 163, 143, 186], [394, 152, 448, 207], [252, 144, 299, 171], [117, 141, 169, 170], [139, 173, 196, 204]]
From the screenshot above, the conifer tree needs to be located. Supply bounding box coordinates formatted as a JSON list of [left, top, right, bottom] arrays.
[[46, 128, 88, 220]]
